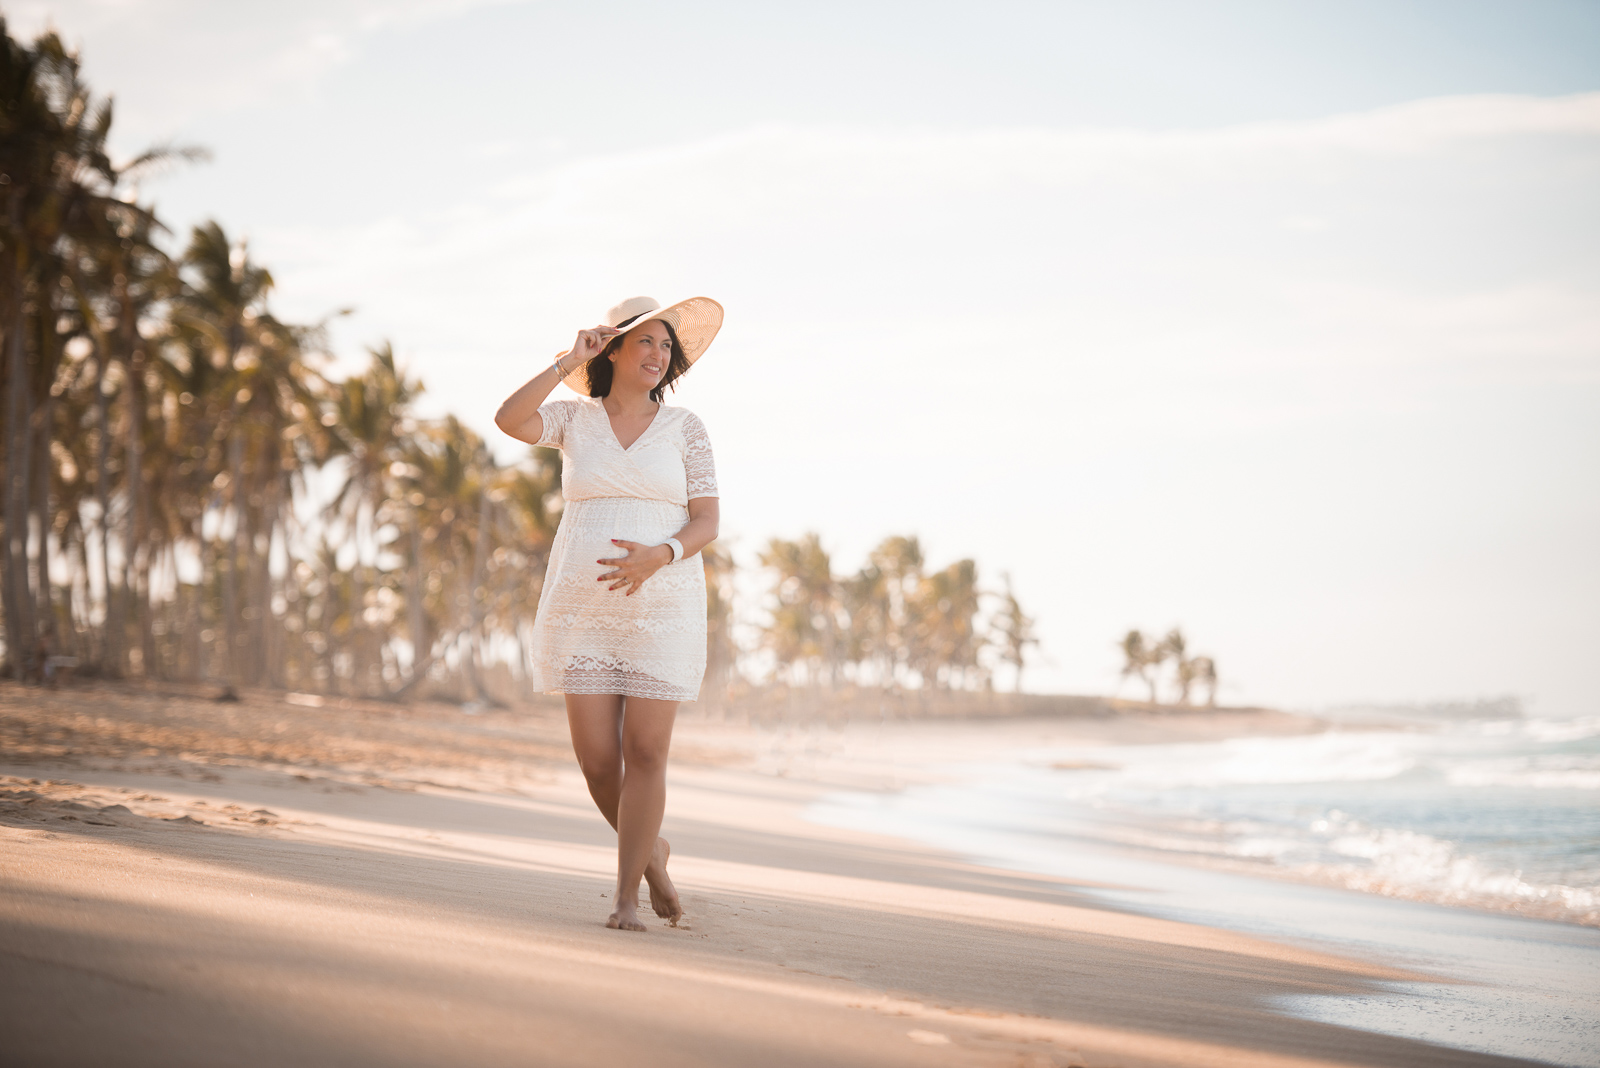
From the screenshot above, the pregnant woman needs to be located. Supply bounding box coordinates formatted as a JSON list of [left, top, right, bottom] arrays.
[[494, 295, 722, 931]]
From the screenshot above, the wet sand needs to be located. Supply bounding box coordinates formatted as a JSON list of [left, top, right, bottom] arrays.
[[0, 682, 1549, 1067]]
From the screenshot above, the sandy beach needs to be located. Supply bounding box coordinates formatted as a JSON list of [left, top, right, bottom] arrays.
[[0, 682, 1568, 1067]]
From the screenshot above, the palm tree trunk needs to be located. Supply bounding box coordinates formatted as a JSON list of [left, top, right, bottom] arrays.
[[32, 282, 65, 653], [250, 476, 279, 686], [240, 480, 257, 686], [95, 348, 118, 674], [272, 518, 294, 689], [2, 196, 33, 676], [34, 381, 55, 645], [466, 491, 492, 702], [72, 532, 91, 660], [408, 513, 426, 684], [265, 514, 286, 690], [223, 425, 243, 682], [109, 268, 141, 677], [199, 491, 218, 678], [351, 503, 369, 695], [157, 570, 175, 680], [4, 310, 35, 674], [124, 340, 147, 676]]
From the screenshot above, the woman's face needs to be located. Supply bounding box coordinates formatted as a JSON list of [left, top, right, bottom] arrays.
[[608, 320, 673, 392]]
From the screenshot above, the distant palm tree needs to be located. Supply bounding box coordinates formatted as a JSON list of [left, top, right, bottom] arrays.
[[174, 221, 286, 681], [870, 535, 924, 688], [1191, 656, 1219, 707], [913, 558, 982, 689], [1119, 629, 1159, 703], [1160, 627, 1191, 704], [840, 561, 887, 686], [700, 542, 738, 705], [0, 24, 201, 675], [758, 532, 838, 687], [495, 447, 562, 698], [993, 572, 1037, 693], [2, 28, 126, 671], [326, 342, 420, 693]]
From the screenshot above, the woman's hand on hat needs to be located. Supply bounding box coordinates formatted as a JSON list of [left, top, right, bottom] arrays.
[[597, 539, 674, 596], [571, 325, 621, 363]]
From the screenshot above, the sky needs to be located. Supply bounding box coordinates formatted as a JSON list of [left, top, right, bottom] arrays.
[[8, 1, 1599, 714]]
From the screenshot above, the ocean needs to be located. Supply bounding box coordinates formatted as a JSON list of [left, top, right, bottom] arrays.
[[806, 709, 1600, 1066]]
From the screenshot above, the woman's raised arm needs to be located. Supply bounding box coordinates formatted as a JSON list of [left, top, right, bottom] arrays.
[[494, 325, 620, 444]]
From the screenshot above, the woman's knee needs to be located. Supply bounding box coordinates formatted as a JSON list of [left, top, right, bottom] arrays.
[[577, 752, 623, 787], [621, 737, 670, 775]]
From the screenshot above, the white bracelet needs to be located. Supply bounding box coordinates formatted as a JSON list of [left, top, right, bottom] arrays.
[[665, 538, 684, 563]]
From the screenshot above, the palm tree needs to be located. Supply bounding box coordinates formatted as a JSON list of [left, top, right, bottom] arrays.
[[1119, 629, 1160, 703], [1160, 627, 1191, 704], [325, 341, 420, 693], [992, 572, 1037, 693], [840, 561, 886, 687], [0, 23, 198, 675], [913, 558, 982, 689], [758, 533, 838, 686], [110, 208, 184, 677], [38, 344, 98, 658], [175, 220, 262, 680], [1191, 656, 1219, 707], [172, 220, 308, 683], [495, 447, 561, 698], [0, 27, 121, 672], [701, 541, 738, 705], [1, 23, 44, 667], [869, 535, 924, 688], [391, 415, 500, 700]]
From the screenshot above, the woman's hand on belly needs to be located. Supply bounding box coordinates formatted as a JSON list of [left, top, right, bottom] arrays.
[[597, 539, 675, 596]]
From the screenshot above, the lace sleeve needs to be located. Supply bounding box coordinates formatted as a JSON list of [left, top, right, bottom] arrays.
[[682, 411, 718, 499], [536, 399, 576, 448]]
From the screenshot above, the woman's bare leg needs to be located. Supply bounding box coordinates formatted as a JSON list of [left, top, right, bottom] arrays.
[[566, 692, 625, 818], [565, 694, 682, 929], [609, 696, 679, 930]]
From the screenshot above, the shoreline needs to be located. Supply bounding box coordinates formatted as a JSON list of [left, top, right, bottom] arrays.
[[1, 680, 1584, 1067], [797, 743, 1600, 1067], [773, 715, 1598, 931]]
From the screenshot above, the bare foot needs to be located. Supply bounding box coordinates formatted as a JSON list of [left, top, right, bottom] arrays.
[[644, 837, 683, 924], [606, 896, 649, 932]]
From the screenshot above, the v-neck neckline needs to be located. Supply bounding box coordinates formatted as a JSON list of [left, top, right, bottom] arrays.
[[600, 398, 662, 453]]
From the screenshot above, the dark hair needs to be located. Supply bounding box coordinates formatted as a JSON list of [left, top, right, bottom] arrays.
[[585, 318, 690, 402]]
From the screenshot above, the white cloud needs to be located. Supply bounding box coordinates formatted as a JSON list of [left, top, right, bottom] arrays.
[[466, 91, 1600, 203], [5, 0, 528, 136], [258, 92, 1599, 401]]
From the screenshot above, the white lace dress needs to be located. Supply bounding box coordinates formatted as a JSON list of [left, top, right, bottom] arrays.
[[527, 397, 717, 701]]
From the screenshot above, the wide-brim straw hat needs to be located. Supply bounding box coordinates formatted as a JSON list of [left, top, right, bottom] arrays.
[[560, 295, 724, 395]]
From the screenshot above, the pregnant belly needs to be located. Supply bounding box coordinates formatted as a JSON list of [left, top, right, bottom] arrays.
[[557, 497, 688, 561]]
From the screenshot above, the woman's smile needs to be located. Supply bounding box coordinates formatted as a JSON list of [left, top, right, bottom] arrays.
[[611, 320, 674, 387]]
